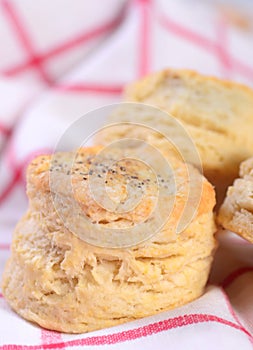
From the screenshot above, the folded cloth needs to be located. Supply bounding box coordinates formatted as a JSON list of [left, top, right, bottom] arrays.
[[0, 0, 253, 349]]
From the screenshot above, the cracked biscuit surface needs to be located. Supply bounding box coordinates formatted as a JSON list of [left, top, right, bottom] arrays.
[[2, 146, 216, 333], [218, 157, 253, 243]]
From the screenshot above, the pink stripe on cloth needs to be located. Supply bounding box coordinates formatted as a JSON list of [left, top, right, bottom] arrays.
[[159, 14, 218, 52], [0, 314, 252, 349], [136, 0, 152, 77], [40, 330, 64, 349], [0, 123, 12, 138], [220, 288, 253, 345], [158, 13, 253, 81], [1, 0, 52, 85], [0, 147, 52, 206], [55, 83, 124, 95], [221, 267, 253, 289], [1, 6, 126, 78], [0, 243, 10, 250], [232, 59, 253, 81], [0, 166, 23, 205]]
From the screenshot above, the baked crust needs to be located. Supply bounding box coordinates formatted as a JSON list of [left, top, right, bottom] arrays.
[[2, 146, 217, 333], [27, 146, 215, 222], [218, 157, 253, 243], [102, 69, 253, 205]]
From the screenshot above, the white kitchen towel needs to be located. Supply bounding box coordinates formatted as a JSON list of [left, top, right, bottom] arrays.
[[0, 0, 253, 349]]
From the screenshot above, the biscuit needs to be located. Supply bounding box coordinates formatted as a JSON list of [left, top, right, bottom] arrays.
[[2, 146, 216, 333], [102, 69, 253, 205], [218, 157, 253, 243]]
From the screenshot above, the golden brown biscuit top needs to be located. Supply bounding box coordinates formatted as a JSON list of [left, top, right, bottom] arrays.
[[27, 146, 215, 229], [125, 69, 253, 146]]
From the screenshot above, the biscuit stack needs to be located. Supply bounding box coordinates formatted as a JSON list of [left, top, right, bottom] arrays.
[[2, 146, 216, 333], [3, 69, 253, 334]]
